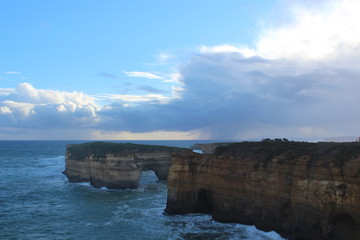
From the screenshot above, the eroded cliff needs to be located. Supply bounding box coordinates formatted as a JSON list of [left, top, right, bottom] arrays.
[[63, 142, 188, 189], [165, 141, 360, 240]]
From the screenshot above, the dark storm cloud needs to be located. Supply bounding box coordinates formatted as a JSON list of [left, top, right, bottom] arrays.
[[97, 51, 360, 139]]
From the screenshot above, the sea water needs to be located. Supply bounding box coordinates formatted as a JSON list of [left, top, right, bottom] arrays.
[[0, 140, 285, 240]]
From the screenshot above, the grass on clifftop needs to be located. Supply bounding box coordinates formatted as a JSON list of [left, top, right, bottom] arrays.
[[214, 139, 360, 165], [67, 142, 188, 160]]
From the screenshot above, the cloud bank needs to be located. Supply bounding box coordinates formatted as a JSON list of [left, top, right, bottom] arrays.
[[1, 0, 360, 140], [0, 83, 99, 129]]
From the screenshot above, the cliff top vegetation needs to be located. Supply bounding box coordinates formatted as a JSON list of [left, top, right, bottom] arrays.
[[67, 142, 187, 160], [214, 139, 360, 165]]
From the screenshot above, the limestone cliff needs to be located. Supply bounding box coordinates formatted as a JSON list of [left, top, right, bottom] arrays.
[[165, 141, 360, 240], [63, 142, 188, 189]]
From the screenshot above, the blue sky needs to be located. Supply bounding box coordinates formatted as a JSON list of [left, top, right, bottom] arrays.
[[1, 0, 360, 140], [1, 0, 272, 92]]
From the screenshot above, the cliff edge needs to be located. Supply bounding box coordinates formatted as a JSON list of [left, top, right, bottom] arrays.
[[165, 140, 360, 240], [63, 142, 188, 189]]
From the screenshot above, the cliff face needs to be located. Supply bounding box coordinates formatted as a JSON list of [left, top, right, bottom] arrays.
[[166, 141, 360, 240], [63, 142, 188, 189]]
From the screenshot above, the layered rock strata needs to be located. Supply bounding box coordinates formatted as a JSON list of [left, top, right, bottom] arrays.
[[63, 142, 188, 189], [166, 141, 360, 240]]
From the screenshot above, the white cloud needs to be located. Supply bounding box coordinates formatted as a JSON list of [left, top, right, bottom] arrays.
[[5, 71, 22, 74], [200, 44, 256, 58], [171, 86, 184, 99], [0, 88, 15, 96], [124, 71, 163, 79], [0, 106, 12, 114], [199, 0, 360, 63], [162, 72, 183, 83], [2, 101, 35, 118], [12, 82, 96, 106], [0, 83, 100, 129], [256, 0, 360, 61], [97, 93, 172, 103], [156, 52, 175, 63]]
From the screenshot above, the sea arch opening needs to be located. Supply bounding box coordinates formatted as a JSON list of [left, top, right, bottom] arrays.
[[196, 188, 213, 214]]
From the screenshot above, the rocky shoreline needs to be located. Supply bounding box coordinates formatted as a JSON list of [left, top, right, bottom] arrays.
[[63, 140, 360, 239], [166, 140, 360, 240]]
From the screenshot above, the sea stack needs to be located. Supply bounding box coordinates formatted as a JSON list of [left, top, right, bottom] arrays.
[[63, 142, 189, 189], [165, 140, 360, 240]]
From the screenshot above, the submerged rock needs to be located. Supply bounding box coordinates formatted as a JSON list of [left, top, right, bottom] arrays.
[[166, 140, 360, 240], [63, 142, 189, 189]]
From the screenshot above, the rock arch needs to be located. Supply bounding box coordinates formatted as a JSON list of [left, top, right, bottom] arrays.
[[63, 142, 189, 189]]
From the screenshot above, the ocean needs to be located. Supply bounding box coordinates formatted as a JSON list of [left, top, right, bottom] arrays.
[[0, 140, 284, 240]]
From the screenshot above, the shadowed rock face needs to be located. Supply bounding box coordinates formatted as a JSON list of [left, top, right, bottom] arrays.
[[165, 141, 360, 240], [63, 142, 189, 189]]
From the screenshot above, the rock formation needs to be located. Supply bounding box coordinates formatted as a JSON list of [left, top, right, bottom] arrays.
[[165, 140, 360, 240], [63, 142, 188, 189]]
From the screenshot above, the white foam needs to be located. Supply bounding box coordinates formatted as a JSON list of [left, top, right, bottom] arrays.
[[242, 225, 286, 240], [75, 182, 92, 187], [192, 149, 204, 154]]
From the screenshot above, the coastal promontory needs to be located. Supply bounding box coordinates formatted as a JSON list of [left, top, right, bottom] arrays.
[[63, 142, 188, 189], [165, 140, 360, 240]]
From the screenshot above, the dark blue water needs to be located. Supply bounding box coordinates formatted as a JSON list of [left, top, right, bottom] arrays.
[[0, 140, 284, 240]]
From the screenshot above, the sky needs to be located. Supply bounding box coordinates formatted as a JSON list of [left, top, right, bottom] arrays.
[[1, 0, 360, 140]]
